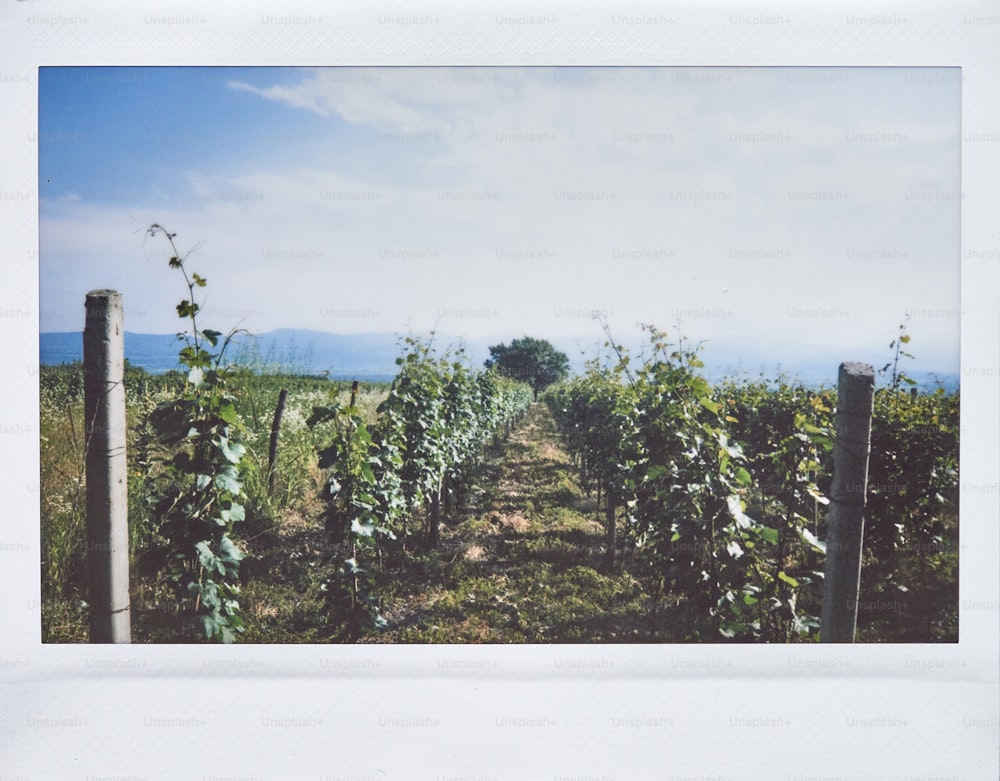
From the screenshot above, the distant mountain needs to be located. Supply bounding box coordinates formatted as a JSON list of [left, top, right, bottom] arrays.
[[40, 329, 409, 380], [39, 329, 959, 392]]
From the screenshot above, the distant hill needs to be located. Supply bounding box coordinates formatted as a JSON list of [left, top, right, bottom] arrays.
[[40, 329, 412, 380], [39, 329, 959, 392]]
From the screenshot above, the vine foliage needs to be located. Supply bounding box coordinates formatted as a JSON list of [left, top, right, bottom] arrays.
[[144, 224, 249, 643], [308, 336, 533, 637], [545, 325, 829, 641]]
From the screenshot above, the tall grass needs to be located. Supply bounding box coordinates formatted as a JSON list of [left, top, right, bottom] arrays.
[[38, 360, 389, 641], [38, 370, 89, 642]]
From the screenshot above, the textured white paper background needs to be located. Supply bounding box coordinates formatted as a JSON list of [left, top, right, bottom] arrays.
[[2, 1, 998, 779]]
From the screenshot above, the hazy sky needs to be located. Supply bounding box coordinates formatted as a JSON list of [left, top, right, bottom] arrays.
[[39, 66, 960, 370]]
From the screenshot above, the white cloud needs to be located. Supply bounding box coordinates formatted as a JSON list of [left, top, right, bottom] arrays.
[[40, 67, 960, 371], [227, 80, 334, 118]]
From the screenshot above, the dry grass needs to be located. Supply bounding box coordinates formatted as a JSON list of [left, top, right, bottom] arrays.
[[497, 512, 530, 533]]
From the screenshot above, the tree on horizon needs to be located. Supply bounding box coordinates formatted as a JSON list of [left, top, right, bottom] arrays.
[[485, 336, 570, 399]]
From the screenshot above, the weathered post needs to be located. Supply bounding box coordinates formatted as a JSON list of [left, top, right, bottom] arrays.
[[821, 362, 875, 643], [267, 388, 288, 494], [83, 290, 131, 643]]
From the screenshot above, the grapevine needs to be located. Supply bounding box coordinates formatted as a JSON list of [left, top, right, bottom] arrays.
[[143, 224, 249, 643]]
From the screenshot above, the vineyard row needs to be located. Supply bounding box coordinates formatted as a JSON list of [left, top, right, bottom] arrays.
[[304, 338, 534, 632], [542, 326, 959, 642]]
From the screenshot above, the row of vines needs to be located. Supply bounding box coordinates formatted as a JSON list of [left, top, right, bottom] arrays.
[[543, 325, 959, 642], [305, 338, 533, 636]]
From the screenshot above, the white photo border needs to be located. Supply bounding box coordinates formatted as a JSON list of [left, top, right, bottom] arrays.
[[2, 1, 997, 778]]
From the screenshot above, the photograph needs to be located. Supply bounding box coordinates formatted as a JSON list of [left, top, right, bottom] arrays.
[[39, 65, 960, 645], [4, 5, 998, 778]]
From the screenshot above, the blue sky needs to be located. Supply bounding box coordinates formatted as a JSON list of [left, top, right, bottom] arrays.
[[39, 66, 961, 372]]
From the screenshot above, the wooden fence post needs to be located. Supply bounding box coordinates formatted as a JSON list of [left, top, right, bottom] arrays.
[[83, 290, 131, 643], [267, 388, 288, 494], [821, 361, 875, 643]]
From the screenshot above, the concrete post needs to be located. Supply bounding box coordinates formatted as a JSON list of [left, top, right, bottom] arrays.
[[821, 362, 875, 643], [83, 290, 131, 643]]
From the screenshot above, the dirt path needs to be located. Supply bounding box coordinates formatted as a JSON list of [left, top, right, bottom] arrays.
[[372, 403, 657, 643]]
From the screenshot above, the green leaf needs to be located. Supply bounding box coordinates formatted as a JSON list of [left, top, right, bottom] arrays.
[[758, 526, 779, 546], [699, 397, 721, 415], [179, 345, 212, 368], [646, 464, 669, 482], [202, 329, 222, 347], [192, 273, 207, 287], [198, 614, 218, 639], [351, 517, 376, 537], [195, 540, 223, 574], [215, 469, 242, 494], [799, 527, 826, 553], [220, 502, 245, 524], [218, 436, 246, 464], [805, 485, 829, 505], [777, 570, 799, 589], [218, 534, 244, 565], [726, 495, 752, 529], [734, 467, 751, 486], [177, 300, 200, 319]]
